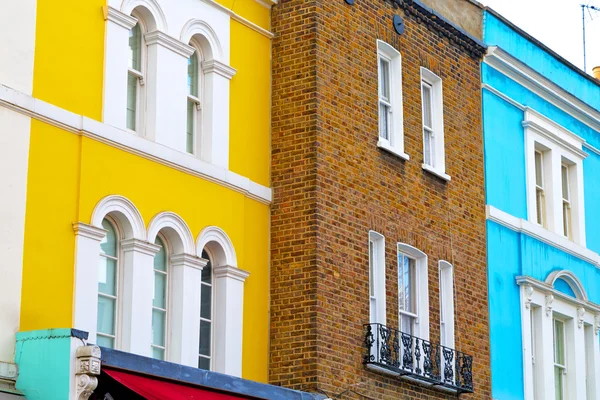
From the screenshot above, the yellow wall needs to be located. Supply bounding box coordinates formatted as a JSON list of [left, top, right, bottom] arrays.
[[33, 0, 105, 120], [22, 0, 272, 384]]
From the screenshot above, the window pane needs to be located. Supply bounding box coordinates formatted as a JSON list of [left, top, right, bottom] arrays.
[[152, 347, 165, 361], [554, 366, 564, 400], [97, 296, 115, 336], [400, 314, 414, 336], [188, 51, 199, 97], [563, 202, 571, 238], [201, 250, 212, 283], [198, 356, 210, 370], [98, 257, 117, 296], [536, 188, 545, 226], [554, 319, 565, 365], [153, 272, 167, 309], [187, 99, 195, 154], [96, 335, 114, 349], [369, 241, 375, 297], [128, 24, 141, 71], [154, 237, 167, 272], [422, 83, 433, 128], [152, 308, 166, 347], [199, 320, 211, 357], [424, 129, 434, 167], [201, 283, 212, 320], [379, 103, 389, 141], [379, 58, 390, 100], [398, 255, 405, 311], [126, 73, 137, 131], [535, 151, 543, 188], [561, 165, 569, 201], [100, 219, 117, 257]]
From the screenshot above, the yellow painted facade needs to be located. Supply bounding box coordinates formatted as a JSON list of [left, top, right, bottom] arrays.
[[20, 0, 272, 383]]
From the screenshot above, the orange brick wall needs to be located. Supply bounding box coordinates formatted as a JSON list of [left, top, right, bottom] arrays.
[[270, 1, 491, 399]]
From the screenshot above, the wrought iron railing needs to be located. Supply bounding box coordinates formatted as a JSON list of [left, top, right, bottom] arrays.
[[363, 323, 474, 393]]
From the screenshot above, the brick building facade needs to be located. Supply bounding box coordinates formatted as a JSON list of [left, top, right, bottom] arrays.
[[270, 0, 491, 398]]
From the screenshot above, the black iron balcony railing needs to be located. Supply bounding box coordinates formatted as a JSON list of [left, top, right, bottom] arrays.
[[363, 323, 474, 394]]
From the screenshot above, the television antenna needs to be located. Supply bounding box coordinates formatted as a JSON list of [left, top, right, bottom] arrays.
[[581, 3, 600, 72]]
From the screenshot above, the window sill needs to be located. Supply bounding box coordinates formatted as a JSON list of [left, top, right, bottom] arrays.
[[377, 141, 410, 161], [422, 164, 451, 181]]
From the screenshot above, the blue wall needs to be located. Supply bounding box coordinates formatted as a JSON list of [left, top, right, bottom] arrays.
[[483, 10, 600, 400]]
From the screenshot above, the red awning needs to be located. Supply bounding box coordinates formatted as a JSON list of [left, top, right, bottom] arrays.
[[104, 368, 249, 400]]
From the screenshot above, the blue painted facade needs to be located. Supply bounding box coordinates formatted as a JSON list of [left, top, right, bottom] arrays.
[[482, 10, 600, 400]]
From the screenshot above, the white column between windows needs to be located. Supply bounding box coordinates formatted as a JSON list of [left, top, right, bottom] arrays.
[[144, 32, 195, 151], [120, 239, 161, 356], [537, 294, 556, 400], [102, 7, 137, 129], [590, 317, 600, 400], [168, 253, 207, 367], [72, 223, 107, 344], [200, 61, 236, 169], [212, 265, 250, 377], [570, 312, 587, 399]]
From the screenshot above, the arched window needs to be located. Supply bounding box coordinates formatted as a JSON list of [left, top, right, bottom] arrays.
[[97, 218, 119, 348], [199, 249, 213, 370], [152, 236, 168, 360], [127, 17, 145, 132], [186, 46, 201, 155]]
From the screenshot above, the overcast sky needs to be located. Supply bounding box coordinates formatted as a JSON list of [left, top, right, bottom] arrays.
[[479, 0, 600, 74]]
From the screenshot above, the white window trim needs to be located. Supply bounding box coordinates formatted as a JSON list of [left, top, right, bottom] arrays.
[[524, 110, 587, 246], [518, 274, 600, 400], [420, 67, 448, 180], [397, 242, 429, 341], [376, 40, 408, 161], [126, 12, 148, 136], [439, 260, 455, 350], [368, 231, 386, 326]]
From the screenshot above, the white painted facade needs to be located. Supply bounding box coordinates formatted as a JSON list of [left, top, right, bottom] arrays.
[[0, 0, 37, 363]]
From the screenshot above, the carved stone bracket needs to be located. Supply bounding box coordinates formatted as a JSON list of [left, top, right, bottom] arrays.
[[595, 314, 600, 336], [545, 294, 554, 317], [76, 345, 101, 400], [524, 284, 534, 309], [577, 307, 585, 329]]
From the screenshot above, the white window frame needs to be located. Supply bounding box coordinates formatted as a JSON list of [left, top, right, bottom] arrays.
[[398, 253, 417, 336], [420, 67, 449, 181], [518, 273, 600, 400], [376, 40, 407, 160], [524, 110, 587, 246], [151, 233, 170, 360], [368, 231, 386, 326], [439, 260, 455, 350], [186, 42, 203, 156], [97, 216, 121, 349], [198, 248, 215, 371], [126, 13, 147, 135], [397, 243, 429, 341]]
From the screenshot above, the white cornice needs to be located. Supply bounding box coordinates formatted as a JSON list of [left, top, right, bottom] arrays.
[[486, 205, 600, 268], [516, 275, 600, 313], [484, 46, 600, 135], [145, 31, 195, 58], [170, 253, 208, 271], [199, 0, 274, 39], [103, 6, 137, 30], [121, 238, 162, 255], [202, 60, 237, 80], [213, 265, 250, 282], [73, 223, 107, 242], [254, 0, 277, 8], [0, 85, 272, 205]]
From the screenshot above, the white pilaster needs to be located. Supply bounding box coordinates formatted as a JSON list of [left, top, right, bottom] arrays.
[[538, 295, 555, 400], [168, 254, 207, 367], [120, 239, 160, 356], [144, 31, 194, 152], [200, 61, 236, 168], [590, 319, 600, 400], [72, 223, 107, 344], [568, 317, 586, 399], [102, 7, 137, 129], [213, 265, 249, 377]]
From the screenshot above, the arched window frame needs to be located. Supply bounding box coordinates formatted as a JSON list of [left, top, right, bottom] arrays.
[[97, 216, 122, 349], [186, 40, 203, 155], [126, 10, 148, 135], [198, 248, 215, 370], [151, 233, 170, 360]]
